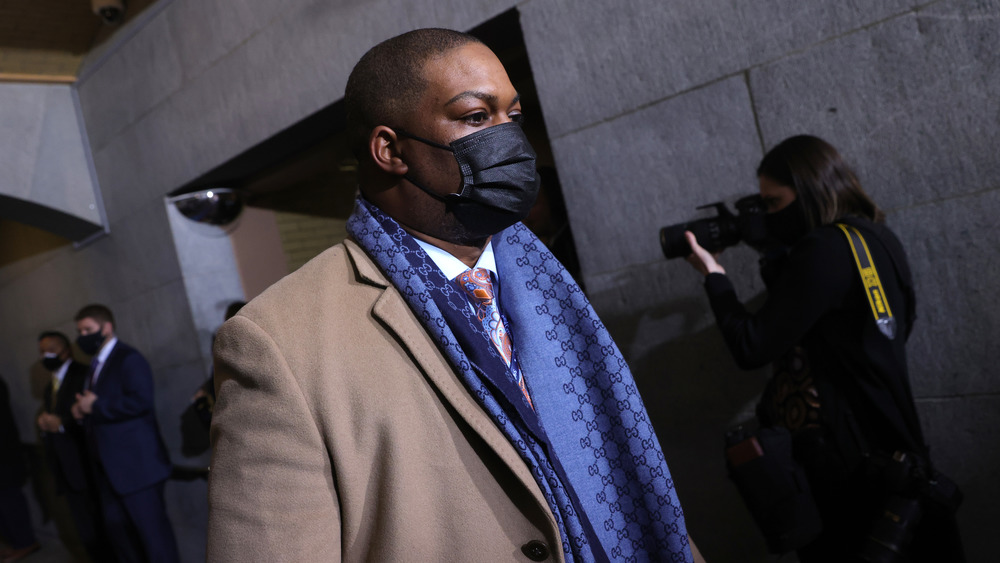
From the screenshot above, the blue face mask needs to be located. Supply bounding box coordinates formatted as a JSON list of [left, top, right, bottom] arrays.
[[395, 122, 541, 238]]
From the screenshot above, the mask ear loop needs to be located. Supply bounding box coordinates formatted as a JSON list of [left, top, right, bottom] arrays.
[[392, 127, 454, 152], [404, 172, 459, 204], [390, 127, 467, 201]]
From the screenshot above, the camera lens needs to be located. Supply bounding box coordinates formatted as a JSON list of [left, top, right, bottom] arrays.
[[858, 496, 922, 563], [660, 223, 694, 259]]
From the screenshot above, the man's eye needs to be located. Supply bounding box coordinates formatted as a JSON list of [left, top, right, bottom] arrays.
[[510, 113, 525, 125], [463, 112, 489, 125]]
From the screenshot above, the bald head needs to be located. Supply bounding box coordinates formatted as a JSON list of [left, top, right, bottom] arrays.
[[344, 28, 482, 158]]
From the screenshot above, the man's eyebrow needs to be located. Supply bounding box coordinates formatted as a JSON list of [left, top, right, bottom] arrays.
[[444, 91, 521, 107]]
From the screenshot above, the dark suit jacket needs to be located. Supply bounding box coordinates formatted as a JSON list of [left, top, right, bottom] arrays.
[[42, 361, 89, 493], [85, 341, 171, 496], [0, 377, 27, 488]]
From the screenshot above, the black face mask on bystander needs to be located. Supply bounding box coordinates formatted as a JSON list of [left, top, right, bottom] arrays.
[[41, 353, 64, 371], [76, 331, 104, 356]]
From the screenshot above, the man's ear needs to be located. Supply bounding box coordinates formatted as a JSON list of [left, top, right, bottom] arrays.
[[369, 126, 408, 176]]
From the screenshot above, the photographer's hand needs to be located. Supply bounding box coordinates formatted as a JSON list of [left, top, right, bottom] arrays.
[[685, 231, 726, 276]]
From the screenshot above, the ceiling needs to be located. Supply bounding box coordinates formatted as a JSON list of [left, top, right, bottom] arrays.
[[0, 0, 160, 265], [0, 0, 158, 83], [1, 6, 557, 268]]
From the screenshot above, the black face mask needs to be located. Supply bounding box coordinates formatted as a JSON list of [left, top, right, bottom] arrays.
[[41, 354, 64, 372], [76, 331, 104, 356], [765, 201, 810, 247], [396, 122, 541, 238]]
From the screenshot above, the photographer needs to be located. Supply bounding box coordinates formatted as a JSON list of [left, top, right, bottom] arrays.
[[684, 135, 963, 562]]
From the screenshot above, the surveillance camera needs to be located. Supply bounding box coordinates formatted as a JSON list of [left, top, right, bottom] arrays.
[[92, 0, 126, 24], [168, 188, 245, 228]]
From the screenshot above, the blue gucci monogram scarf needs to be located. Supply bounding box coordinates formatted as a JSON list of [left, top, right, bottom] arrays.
[[347, 197, 691, 562]]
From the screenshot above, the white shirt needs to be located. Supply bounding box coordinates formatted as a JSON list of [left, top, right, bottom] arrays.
[[90, 336, 118, 386], [414, 238, 499, 281], [50, 358, 71, 433], [52, 358, 71, 389], [414, 238, 504, 322]]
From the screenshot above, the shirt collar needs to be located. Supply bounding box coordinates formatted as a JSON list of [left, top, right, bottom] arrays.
[[413, 238, 498, 281], [54, 358, 71, 383], [96, 336, 118, 365]]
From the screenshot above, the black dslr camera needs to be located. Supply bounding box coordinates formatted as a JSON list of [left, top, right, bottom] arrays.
[[659, 194, 768, 259], [858, 451, 963, 563]]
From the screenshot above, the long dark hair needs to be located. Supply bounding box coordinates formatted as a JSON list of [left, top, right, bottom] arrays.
[[757, 135, 884, 227]]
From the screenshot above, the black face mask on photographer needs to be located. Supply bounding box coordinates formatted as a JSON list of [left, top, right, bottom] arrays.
[[765, 200, 811, 247], [394, 122, 541, 238]]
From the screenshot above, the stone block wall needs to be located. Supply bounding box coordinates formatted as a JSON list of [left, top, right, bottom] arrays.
[[0, 0, 995, 560], [520, 0, 998, 559]]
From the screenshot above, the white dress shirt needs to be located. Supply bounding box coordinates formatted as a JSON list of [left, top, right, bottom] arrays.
[[413, 238, 499, 281], [90, 336, 119, 386], [52, 358, 71, 389]]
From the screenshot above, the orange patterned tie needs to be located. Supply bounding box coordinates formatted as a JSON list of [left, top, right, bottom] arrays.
[[455, 268, 533, 409]]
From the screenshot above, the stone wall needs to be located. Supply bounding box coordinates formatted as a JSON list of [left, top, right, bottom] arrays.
[[0, 0, 995, 560], [0, 82, 102, 239], [521, 0, 998, 559], [522, 0, 1000, 561]]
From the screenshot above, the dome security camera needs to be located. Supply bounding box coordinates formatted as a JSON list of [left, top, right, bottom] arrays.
[[167, 188, 245, 229], [92, 0, 126, 24]]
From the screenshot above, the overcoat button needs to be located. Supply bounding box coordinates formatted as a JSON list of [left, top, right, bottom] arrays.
[[521, 539, 550, 561]]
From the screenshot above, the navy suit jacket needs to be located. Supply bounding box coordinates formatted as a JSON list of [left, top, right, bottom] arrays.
[[85, 341, 171, 495], [42, 361, 90, 493], [0, 377, 27, 488]]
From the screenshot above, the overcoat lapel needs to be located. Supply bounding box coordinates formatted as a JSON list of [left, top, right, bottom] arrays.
[[344, 240, 555, 524]]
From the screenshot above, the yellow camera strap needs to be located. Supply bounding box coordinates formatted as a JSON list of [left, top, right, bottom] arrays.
[[836, 223, 897, 339]]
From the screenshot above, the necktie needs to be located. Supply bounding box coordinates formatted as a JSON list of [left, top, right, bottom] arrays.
[[87, 357, 101, 390], [454, 268, 533, 409], [51, 374, 60, 404]]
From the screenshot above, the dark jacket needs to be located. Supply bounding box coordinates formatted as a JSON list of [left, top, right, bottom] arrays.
[[84, 341, 172, 495], [0, 377, 28, 488], [704, 217, 967, 561], [42, 361, 90, 493], [704, 217, 924, 459]]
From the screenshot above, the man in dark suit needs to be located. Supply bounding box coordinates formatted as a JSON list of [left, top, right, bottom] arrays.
[[71, 305, 178, 563], [37, 331, 115, 562], [0, 375, 40, 562]]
